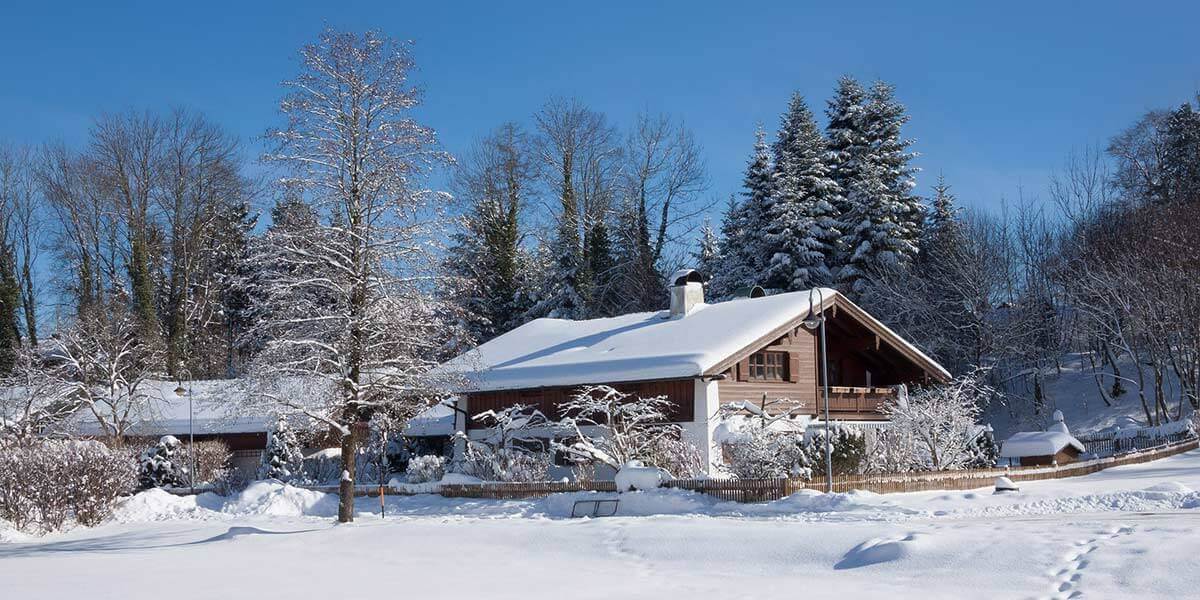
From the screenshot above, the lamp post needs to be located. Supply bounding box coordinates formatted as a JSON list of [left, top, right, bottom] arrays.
[[174, 376, 193, 495], [802, 288, 833, 493]]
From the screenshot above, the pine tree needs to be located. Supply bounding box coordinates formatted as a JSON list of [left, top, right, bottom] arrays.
[[825, 76, 869, 223], [1163, 99, 1200, 203], [612, 197, 663, 315], [764, 93, 840, 291], [259, 418, 304, 481], [584, 216, 621, 317], [693, 219, 721, 283], [832, 79, 922, 296], [536, 153, 588, 320], [445, 124, 534, 342], [0, 243, 20, 374], [710, 129, 774, 299]]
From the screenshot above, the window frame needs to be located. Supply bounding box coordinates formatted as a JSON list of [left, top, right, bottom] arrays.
[[748, 351, 788, 382]]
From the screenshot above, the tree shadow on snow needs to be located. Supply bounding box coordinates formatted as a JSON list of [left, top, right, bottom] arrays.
[[0, 526, 320, 559]]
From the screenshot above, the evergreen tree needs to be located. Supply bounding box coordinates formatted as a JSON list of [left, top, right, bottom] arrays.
[[583, 216, 621, 316], [832, 79, 922, 296], [445, 124, 534, 341], [259, 418, 304, 481], [0, 243, 20, 374], [1163, 99, 1200, 203], [534, 152, 588, 320], [693, 219, 721, 283], [825, 76, 869, 223], [710, 129, 774, 299], [611, 197, 663, 315], [764, 93, 840, 291]]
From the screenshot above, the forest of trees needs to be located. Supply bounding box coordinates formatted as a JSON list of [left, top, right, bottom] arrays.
[[1, 28, 1198, 478]]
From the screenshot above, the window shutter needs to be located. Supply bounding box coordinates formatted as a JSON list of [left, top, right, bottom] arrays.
[[788, 353, 800, 382], [737, 357, 750, 381]]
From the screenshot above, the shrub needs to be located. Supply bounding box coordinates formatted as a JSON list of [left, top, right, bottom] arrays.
[[459, 441, 550, 483], [644, 436, 707, 478], [803, 427, 867, 476], [724, 430, 807, 479], [174, 440, 233, 486], [404, 454, 445, 483], [0, 439, 137, 533], [138, 436, 187, 489], [725, 426, 866, 480]]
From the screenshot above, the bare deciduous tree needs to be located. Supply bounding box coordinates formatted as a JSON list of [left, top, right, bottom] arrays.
[[255, 28, 459, 523]]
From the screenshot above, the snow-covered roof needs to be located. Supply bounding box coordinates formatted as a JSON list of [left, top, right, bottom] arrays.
[[435, 288, 950, 392], [403, 403, 456, 437], [68, 379, 274, 437], [1000, 431, 1086, 458]]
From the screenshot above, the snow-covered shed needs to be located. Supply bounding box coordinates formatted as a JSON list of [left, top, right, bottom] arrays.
[[1000, 411, 1086, 466], [434, 272, 950, 475], [65, 379, 278, 477]]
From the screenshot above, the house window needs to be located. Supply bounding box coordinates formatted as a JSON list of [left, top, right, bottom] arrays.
[[749, 351, 787, 381]]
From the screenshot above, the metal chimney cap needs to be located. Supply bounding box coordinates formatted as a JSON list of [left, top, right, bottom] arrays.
[[670, 268, 704, 286]]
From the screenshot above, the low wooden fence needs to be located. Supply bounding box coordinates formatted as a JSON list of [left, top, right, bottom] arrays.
[[426, 437, 1199, 502], [1074, 430, 1193, 458]]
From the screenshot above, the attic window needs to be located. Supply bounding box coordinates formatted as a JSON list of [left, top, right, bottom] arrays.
[[748, 351, 787, 381]]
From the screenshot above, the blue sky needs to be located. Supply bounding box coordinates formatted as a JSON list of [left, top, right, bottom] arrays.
[[3, 0, 1199, 222]]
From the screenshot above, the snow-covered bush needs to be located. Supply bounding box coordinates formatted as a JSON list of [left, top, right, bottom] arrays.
[[68, 441, 139, 526], [725, 429, 808, 479], [879, 369, 994, 471], [174, 440, 232, 486], [457, 404, 555, 482], [301, 449, 342, 484], [615, 460, 669, 491], [0, 440, 136, 532], [643, 435, 706, 478], [964, 426, 999, 469], [138, 435, 187, 489], [259, 418, 304, 481], [404, 455, 446, 484], [554, 385, 695, 476], [802, 426, 867, 476], [459, 440, 551, 483]]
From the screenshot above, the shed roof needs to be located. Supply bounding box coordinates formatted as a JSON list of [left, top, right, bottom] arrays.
[[1000, 431, 1086, 458]]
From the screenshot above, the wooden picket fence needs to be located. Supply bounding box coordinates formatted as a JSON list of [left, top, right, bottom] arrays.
[[427, 437, 1199, 502]]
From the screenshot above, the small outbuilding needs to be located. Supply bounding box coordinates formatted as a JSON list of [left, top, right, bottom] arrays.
[[1000, 411, 1086, 466]]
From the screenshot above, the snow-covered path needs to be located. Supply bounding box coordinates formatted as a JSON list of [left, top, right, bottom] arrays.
[[5, 450, 1200, 599]]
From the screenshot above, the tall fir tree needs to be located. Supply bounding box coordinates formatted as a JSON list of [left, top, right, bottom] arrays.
[[537, 155, 588, 320], [1163, 99, 1200, 203], [445, 124, 534, 341], [825, 76, 869, 224], [611, 197, 663, 314], [764, 93, 841, 291], [830, 78, 922, 296], [693, 219, 721, 283], [0, 243, 20, 374], [710, 129, 775, 299]]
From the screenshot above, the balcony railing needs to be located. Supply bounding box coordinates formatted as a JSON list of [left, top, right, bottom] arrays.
[[824, 386, 897, 414]]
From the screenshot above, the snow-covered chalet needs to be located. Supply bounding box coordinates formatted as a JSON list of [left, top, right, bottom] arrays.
[[435, 270, 951, 475]]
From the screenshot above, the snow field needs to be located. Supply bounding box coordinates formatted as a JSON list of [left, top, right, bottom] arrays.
[[3, 449, 1200, 599]]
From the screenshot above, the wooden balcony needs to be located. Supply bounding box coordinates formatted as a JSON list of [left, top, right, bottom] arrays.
[[822, 386, 897, 417]]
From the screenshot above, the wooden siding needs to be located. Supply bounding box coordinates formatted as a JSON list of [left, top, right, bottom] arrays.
[[466, 379, 696, 429], [718, 326, 817, 414]]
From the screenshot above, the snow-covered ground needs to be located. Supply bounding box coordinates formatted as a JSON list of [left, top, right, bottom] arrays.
[[987, 353, 1194, 439], [5, 450, 1200, 599]]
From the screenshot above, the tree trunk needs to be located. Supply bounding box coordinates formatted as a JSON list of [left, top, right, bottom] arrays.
[[338, 425, 357, 523]]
